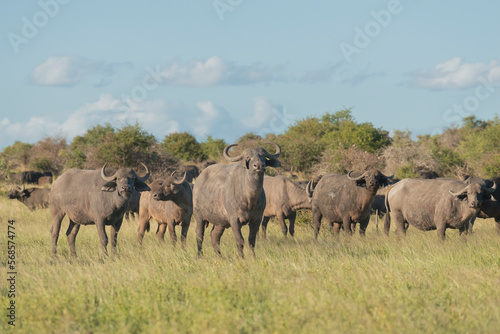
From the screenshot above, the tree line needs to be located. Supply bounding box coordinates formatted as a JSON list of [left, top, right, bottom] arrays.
[[1, 109, 499, 182]]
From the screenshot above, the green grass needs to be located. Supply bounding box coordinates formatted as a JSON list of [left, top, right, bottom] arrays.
[[1, 197, 499, 333]]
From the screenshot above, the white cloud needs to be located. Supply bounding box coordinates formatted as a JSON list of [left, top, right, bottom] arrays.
[[0, 95, 290, 149], [155, 56, 286, 87], [29, 56, 102, 87], [411, 57, 500, 89]]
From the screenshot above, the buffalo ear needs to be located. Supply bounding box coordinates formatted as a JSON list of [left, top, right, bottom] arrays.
[[101, 181, 117, 192], [244, 158, 251, 170], [266, 157, 281, 168], [134, 180, 151, 192]]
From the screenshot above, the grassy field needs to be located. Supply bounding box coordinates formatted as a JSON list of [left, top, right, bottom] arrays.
[[1, 197, 500, 334]]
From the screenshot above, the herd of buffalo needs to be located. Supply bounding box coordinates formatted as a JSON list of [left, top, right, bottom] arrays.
[[6, 143, 500, 257]]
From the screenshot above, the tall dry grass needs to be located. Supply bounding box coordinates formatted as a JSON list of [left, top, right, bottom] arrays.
[[1, 197, 499, 333]]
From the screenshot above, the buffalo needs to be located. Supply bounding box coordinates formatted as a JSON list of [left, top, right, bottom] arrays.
[[22, 170, 52, 184], [50, 163, 150, 255], [137, 172, 193, 247], [384, 178, 496, 239], [463, 176, 500, 233], [312, 170, 393, 239], [261, 176, 313, 239], [193, 143, 281, 257], [7, 185, 50, 210], [178, 165, 200, 183]]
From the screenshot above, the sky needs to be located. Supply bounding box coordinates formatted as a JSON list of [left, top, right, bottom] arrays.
[[1, 0, 500, 150]]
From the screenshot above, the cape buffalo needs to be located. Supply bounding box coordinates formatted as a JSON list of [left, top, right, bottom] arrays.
[[137, 172, 193, 247], [178, 165, 200, 183], [261, 176, 313, 239], [463, 176, 500, 233], [312, 170, 393, 239], [384, 178, 496, 239], [193, 143, 281, 257], [50, 163, 150, 255], [371, 194, 387, 231], [7, 185, 50, 210]]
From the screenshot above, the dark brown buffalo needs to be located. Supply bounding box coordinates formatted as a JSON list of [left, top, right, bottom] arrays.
[[124, 189, 141, 220], [50, 163, 150, 255], [261, 176, 313, 239], [7, 185, 50, 210], [193, 143, 281, 257], [312, 170, 393, 239], [463, 176, 500, 233], [384, 178, 496, 239], [22, 170, 52, 184], [137, 172, 193, 247]]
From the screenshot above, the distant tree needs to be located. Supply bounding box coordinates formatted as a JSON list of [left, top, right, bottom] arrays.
[[98, 123, 157, 167], [161, 132, 206, 162], [0, 141, 32, 170], [200, 136, 226, 160], [29, 136, 67, 173]]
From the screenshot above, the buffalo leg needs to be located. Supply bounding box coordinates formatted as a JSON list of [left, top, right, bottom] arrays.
[[195, 216, 207, 256], [137, 214, 151, 245], [66, 220, 80, 255], [167, 223, 177, 247], [343, 217, 353, 236], [276, 212, 288, 238], [110, 220, 123, 253], [436, 223, 446, 241], [50, 211, 65, 255], [288, 211, 297, 237], [392, 211, 406, 237], [156, 224, 167, 245], [230, 219, 245, 258], [358, 218, 369, 237], [248, 219, 261, 257], [261, 216, 270, 239], [95, 220, 109, 255], [312, 208, 323, 240], [210, 225, 225, 255], [333, 222, 341, 235], [459, 225, 468, 238], [180, 221, 190, 249]]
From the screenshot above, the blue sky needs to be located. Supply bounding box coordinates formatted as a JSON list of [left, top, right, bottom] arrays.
[[1, 0, 500, 150]]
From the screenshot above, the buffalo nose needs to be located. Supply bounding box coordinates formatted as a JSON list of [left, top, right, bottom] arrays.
[[153, 193, 158, 199]]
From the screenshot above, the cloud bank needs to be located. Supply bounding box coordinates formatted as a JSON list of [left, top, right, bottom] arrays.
[[411, 57, 500, 90]]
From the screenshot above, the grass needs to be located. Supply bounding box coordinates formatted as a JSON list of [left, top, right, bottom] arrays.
[[1, 197, 499, 333]]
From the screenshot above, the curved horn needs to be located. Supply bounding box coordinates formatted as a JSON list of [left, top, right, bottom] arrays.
[[484, 181, 497, 193], [172, 172, 186, 185], [265, 142, 281, 159], [20, 184, 25, 192], [306, 181, 314, 198], [449, 186, 468, 197], [136, 163, 150, 182], [101, 163, 117, 182], [347, 170, 365, 181], [223, 144, 243, 162]]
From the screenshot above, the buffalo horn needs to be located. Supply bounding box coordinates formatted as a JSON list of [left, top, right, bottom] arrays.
[[223, 144, 243, 162], [265, 142, 281, 159], [173, 172, 187, 185], [101, 163, 117, 182], [484, 181, 497, 193], [306, 181, 314, 197], [449, 186, 468, 197], [135, 163, 150, 182], [347, 170, 365, 181], [20, 184, 25, 192]]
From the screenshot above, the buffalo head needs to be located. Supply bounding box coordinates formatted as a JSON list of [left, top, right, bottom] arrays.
[[347, 169, 394, 192], [7, 185, 32, 199], [151, 171, 187, 201], [101, 163, 151, 196], [223, 142, 281, 175], [449, 181, 497, 209]]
